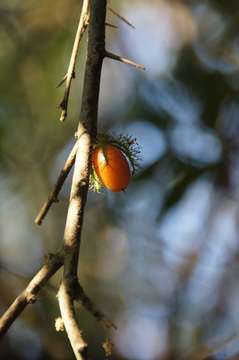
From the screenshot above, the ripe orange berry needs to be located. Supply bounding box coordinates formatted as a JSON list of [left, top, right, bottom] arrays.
[[92, 144, 131, 192]]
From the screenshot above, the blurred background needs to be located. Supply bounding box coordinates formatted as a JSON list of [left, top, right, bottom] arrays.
[[1, 0, 239, 359]]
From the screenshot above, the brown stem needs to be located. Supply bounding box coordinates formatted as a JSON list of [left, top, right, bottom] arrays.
[[58, 0, 107, 357], [0, 252, 63, 337], [58, 282, 87, 360], [75, 282, 116, 330]]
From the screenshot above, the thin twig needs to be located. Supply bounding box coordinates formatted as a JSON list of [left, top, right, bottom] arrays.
[[0, 252, 63, 337], [59, 0, 89, 122], [108, 6, 135, 29], [75, 282, 116, 330], [105, 50, 145, 70], [58, 282, 87, 360], [34, 141, 78, 225], [58, 124, 91, 358], [58, 0, 107, 357]]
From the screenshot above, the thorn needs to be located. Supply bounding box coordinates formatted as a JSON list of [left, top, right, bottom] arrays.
[[108, 6, 136, 29], [105, 50, 145, 70], [57, 74, 67, 88], [105, 22, 118, 29]]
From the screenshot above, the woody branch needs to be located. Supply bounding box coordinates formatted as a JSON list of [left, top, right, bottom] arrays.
[[57, 0, 107, 357], [0, 2, 144, 358]]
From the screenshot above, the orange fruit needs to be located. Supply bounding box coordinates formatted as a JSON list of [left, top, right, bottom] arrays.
[[92, 144, 131, 192]]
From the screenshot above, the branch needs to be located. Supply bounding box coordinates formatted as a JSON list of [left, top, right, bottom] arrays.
[[105, 50, 145, 70], [0, 0, 144, 351], [35, 141, 78, 225], [108, 6, 135, 29], [58, 280, 117, 359], [58, 282, 87, 360], [75, 282, 116, 330], [58, 0, 107, 357], [59, 0, 89, 122], [0, 252, 63, 337]]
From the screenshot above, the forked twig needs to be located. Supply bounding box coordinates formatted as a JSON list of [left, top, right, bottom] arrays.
[[57, 0, 107, 356], [59, 0, 89, 122]]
